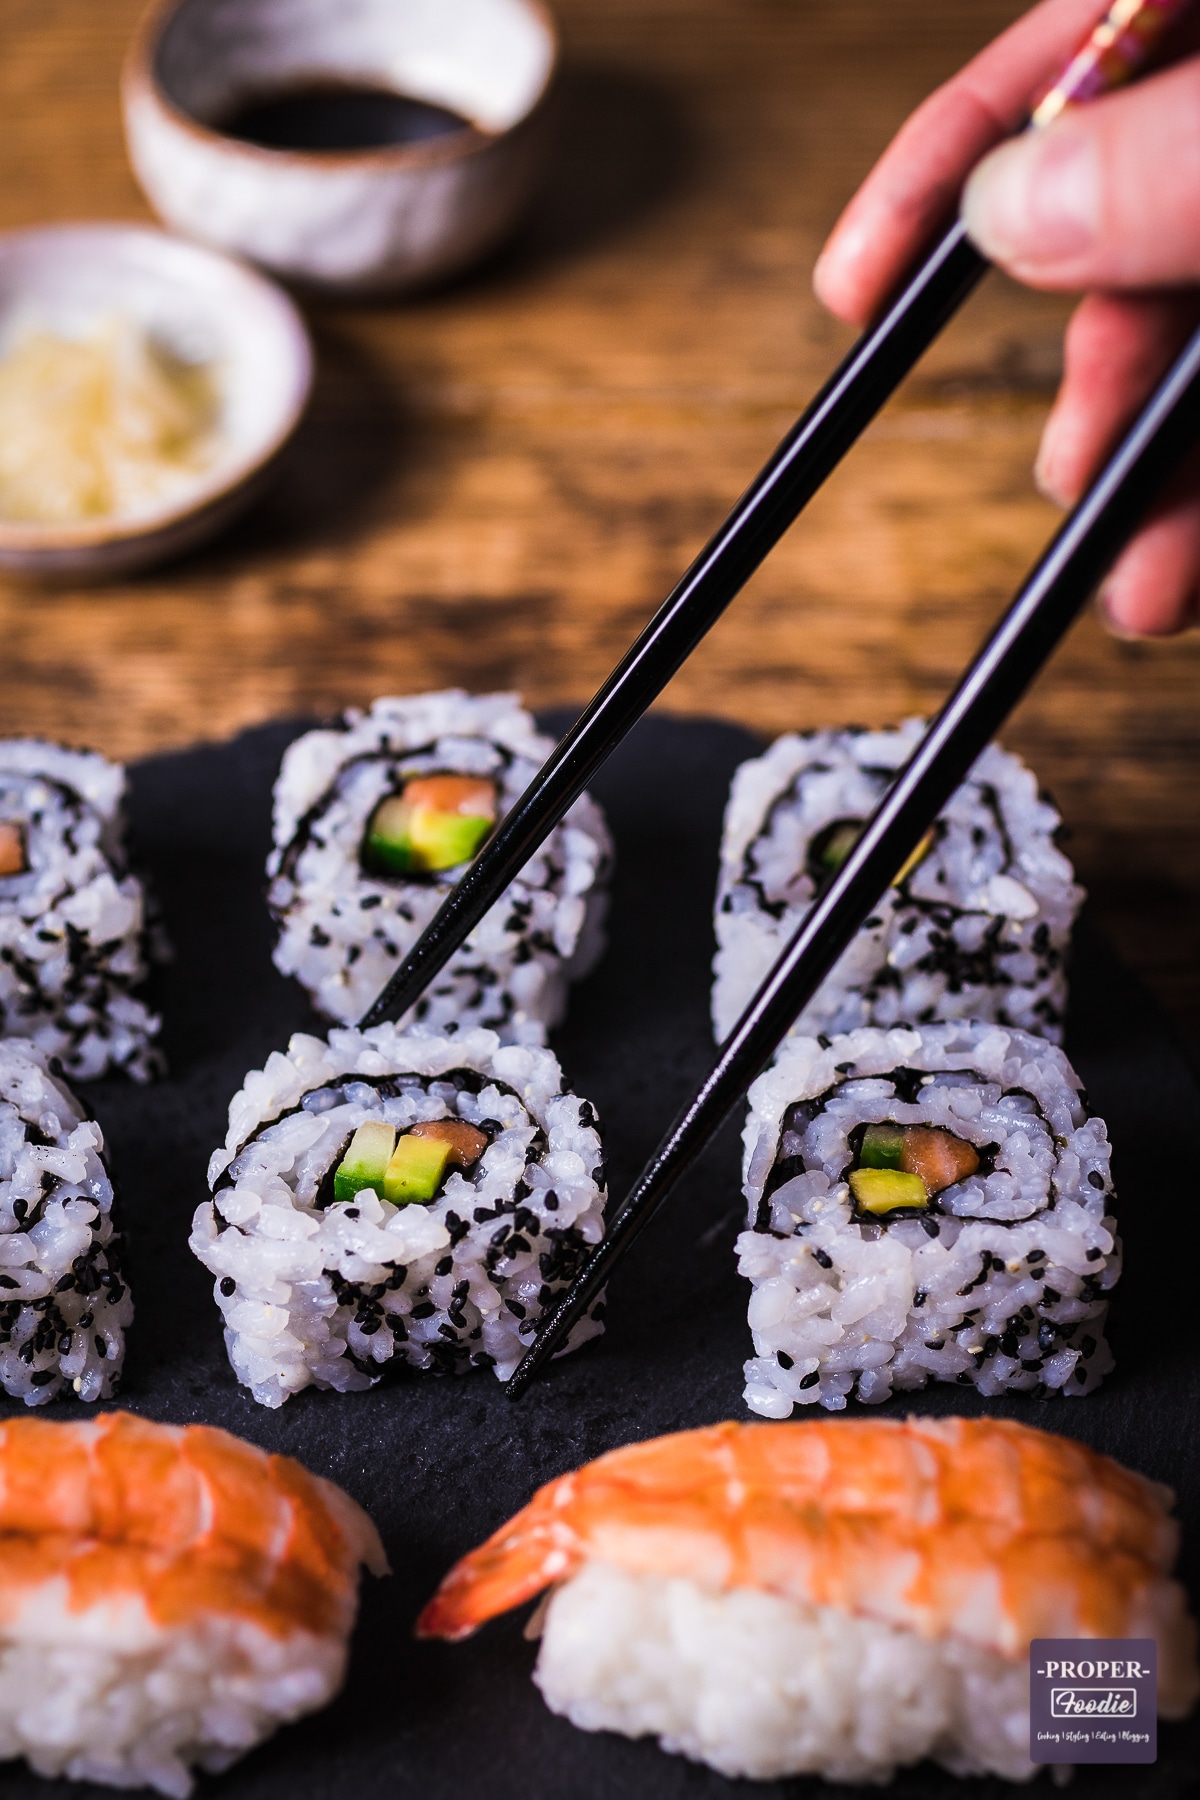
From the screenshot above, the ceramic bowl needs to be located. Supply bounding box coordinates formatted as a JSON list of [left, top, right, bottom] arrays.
[[122, 0, 558, 295], [0, 223, 312, 578]]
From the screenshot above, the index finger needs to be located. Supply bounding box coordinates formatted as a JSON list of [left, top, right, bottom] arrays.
[[813, 0, 1110, 325]]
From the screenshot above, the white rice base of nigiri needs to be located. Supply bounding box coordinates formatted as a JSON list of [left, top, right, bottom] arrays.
[[0, 1581, 347, 1798], [533, 1560, 1036, 1784]]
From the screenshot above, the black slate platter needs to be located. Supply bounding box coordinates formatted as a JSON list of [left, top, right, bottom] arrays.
[[8, 713, 1198, 1800]]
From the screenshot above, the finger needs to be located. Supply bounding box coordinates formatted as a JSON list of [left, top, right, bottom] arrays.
[[814, 0, 1110, 324], [1097, 460, 1200, 636], [1036, 292, 1200, 505], [962, 57, 1200, 289]]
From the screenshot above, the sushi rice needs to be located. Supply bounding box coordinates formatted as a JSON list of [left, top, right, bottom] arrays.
[[266, 691, 611, 1041], [0, 1036, 130, 1404], [190, 1022, 607, 1406], [713, 721, 1083, 1046], [737, 1021, 1119, 1416], [0, 739, 162, 1082]]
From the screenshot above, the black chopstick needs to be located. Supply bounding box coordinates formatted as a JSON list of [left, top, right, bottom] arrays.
[[357, 220, 986, 1028], [505, 318, 1200, 1398]]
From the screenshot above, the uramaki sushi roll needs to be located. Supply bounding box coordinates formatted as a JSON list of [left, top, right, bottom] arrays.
[[712, 721, 1082, 1046], [0, 1410, 385, 1796], [0, 1036, 131, 1404], [0, 739, 163, 1081], [189, 1023, 607, 1407], [736, 1021, 1118, 1415], [266, 691, 611, 1041], [418, 1417, 1199, 1783]]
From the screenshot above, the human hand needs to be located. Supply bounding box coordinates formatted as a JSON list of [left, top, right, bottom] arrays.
[[813, 0, 1200, 637]]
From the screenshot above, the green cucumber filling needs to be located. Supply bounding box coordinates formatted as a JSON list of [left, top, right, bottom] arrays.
[[333, 1116, 487, 1206], [363, 775, 496, 878]]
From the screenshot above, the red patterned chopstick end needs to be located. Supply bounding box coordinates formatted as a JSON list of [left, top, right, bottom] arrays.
[[1032, 0, 1195, 126]]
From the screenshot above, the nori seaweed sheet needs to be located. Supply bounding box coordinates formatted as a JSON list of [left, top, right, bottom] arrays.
[[8, 711, 1195, 1800]]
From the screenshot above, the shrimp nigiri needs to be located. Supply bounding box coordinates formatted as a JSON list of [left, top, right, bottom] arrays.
[[0, 1410, 386, 1797], [419, 1415, 1198, 1784]]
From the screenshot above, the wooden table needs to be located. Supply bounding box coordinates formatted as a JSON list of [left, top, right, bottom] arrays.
[[2, 0, 1198, 1050]]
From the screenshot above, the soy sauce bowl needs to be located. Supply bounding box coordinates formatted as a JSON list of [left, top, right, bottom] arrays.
[[122, 0, 559, 296]]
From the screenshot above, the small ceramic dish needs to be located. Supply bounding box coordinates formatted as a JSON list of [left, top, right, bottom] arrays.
[[0, 223, 312, 579], [122, 0, 559, 296]]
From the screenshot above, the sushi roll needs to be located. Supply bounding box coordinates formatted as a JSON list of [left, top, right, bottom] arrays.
[[736, 1021, 1118, 1416], [266, 691, 612, 1040], [418, 1417, 1199, 1784], [189, 1022, 607, 1407], [0, 738, 162, 1081], [0, 1036, 131, 1405], [0, 1409, 385, 1796], [712, 720, 1083, 1046]]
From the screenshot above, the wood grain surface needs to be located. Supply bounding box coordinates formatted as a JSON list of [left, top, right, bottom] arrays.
[[0, 0, 1197, 1049]]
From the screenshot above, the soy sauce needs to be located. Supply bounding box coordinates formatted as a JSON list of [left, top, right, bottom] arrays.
[[219, 85, 473, 153]]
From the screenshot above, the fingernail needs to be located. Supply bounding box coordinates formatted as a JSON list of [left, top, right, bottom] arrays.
[[1096, 578, 1145, 640], [1033, 419, 1075, 508], [962, 129, 1100, 271]]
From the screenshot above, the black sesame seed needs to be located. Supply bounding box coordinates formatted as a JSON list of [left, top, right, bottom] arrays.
[[921, 1218, 940, 1239], [95, 1336, 106, 1358], [1026, 1248, 1046, 1263], [434, 1256, 454, 1278], [219, 1278, 235, 1297], [1074, 1364, 1088, 1384], [344, 1208, 360, 1220], [409, 1301, 437, 1320], [1085, 1247, 1102, 1261], [912, 1288, 927, 1308], [55, 1274, 75, 1293], [29, 1369, 55, 1387], [798, 1371, 820, 1389], [1042, 1286, 1061, 1304], [813, 1248, 833, 1270], [1087, 1171, 1105, 1190], [776, 1350, 794, 1369]]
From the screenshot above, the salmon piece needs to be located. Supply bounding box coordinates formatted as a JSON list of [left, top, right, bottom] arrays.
[[0, 1410, 386, 1640], [900, 1125, 980, 1193], [402, 775, 496, 819], [0, 821, 24, 876], [409, 1118, 488, 1167], [417, 1416, 1199, 1717]]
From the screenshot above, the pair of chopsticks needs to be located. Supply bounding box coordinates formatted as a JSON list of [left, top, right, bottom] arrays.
[[355, 0, 1200, 1396]]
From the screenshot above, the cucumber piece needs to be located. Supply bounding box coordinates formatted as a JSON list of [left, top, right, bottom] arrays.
[[384, 1132, 452, 1204], [848, 1167, 928, 1214], [334, 1120, 397, 1203], [858, 1123, 905, 1170]]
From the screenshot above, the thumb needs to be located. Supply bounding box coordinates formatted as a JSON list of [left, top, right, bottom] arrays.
[[961, 58, 1200, 290]]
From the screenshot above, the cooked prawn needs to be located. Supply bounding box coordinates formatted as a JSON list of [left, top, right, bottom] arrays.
[[0, 1409, 387, 1639], [418, 1415, 1198, 1716]]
